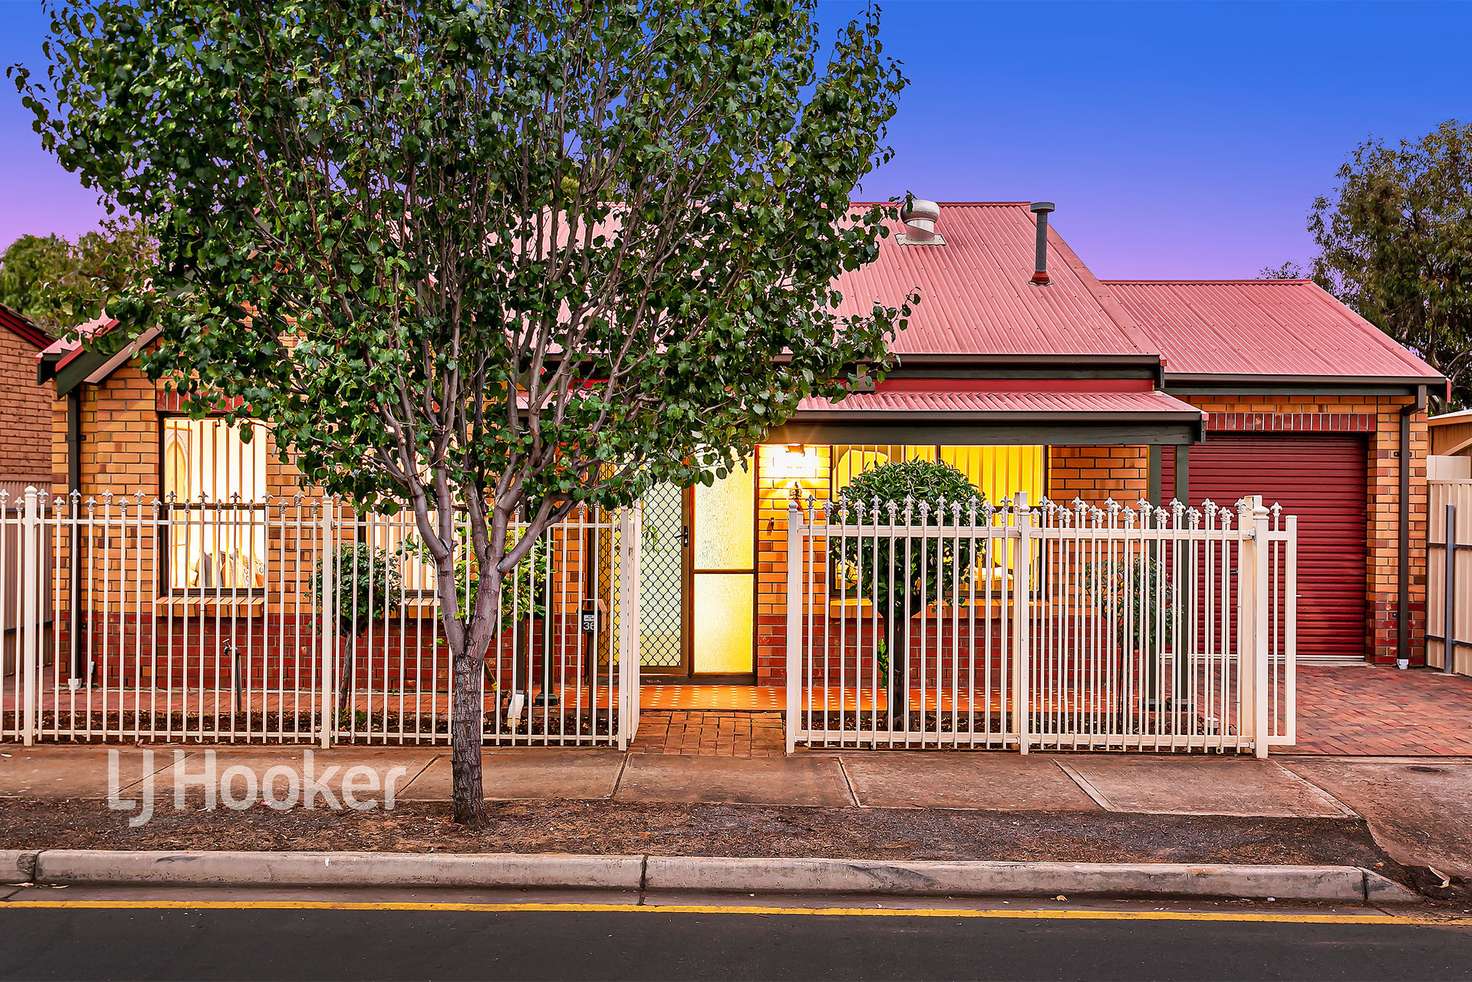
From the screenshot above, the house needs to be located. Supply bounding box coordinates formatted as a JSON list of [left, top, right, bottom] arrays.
[[29, 200, 1442, 701], [0, 304, 52, 496], [1429, 410, 1472, 479]]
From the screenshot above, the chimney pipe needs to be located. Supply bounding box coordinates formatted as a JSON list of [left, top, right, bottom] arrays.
[[1029, 201, 1055, 285]]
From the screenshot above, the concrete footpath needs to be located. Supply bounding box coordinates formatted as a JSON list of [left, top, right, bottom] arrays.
[[3, 744, 1471, 882]]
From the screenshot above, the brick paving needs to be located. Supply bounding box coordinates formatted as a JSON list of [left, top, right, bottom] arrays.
[[1289, 665, 1472, 756], [639, 684, 784, 711], [630, 710, 786, 757]]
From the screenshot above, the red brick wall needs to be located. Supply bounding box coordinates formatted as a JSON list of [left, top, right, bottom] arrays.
[[1, 327, 50, 485], [1047, 445, 1150, 506]]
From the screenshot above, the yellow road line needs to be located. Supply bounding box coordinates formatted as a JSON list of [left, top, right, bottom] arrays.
[[3, 898, 1470, 927]]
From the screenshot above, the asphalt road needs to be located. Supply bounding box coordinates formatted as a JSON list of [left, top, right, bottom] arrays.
[[1, 898, 1470, 981]]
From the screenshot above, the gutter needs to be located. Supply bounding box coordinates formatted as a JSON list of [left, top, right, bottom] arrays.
[[1397, 387, 1428, 668]]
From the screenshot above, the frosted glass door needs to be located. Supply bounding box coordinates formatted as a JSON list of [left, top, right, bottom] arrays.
[[690, 461, 755, 675]]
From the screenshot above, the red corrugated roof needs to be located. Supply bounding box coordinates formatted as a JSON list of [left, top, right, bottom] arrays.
[[839, 203, 1155, 358], [797, 388, 1201, 420], [1103, 279, 1442, 381]]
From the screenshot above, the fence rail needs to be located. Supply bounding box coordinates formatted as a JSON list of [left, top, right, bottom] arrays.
[[785, 493, 1296, 755], [0, 488, 640, 748]]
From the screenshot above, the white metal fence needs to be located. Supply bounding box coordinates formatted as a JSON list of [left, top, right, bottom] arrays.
[[785, 493, 1296, 755], [0, 488, 640, 748]]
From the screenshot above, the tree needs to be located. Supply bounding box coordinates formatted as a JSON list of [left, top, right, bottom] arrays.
[[830, 459, 983, 721], [1256, 261, 1303, 280], [1309, 119, 1472, 408], [15, 0, 911, 823], [0, 220, 153, 334]]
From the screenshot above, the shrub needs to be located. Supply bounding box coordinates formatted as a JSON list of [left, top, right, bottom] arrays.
[[831, 458, 986, 617], [318, 542, 405, 634], [830, 459, 985, 714]]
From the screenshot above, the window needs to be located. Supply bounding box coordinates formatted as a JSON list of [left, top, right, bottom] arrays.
[[162, 418, 268, 592], [831, 444, 1046, 586], [831, 444, 1046, 506]]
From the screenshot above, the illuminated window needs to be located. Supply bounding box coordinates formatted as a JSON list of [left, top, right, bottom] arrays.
[[831, 444, 1046, 586], [162, 418, 268, 592], [831, 444, 1044, 505]]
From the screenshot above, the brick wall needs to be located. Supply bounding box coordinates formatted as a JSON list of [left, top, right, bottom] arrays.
[[1, 326, 51, 485], [52, 357, 302, 499], [1047, 445, 1150, 506]]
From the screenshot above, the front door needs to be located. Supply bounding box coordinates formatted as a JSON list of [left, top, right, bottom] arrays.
[[638, 461, 756, 679]]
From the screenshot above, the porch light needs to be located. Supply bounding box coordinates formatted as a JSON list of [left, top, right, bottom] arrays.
[[769, 444, 819, 479]]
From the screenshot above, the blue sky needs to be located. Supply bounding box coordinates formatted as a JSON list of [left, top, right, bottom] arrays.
[[2, 0, 1469, 277]]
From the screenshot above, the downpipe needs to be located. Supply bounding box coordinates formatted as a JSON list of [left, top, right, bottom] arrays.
[[1396, 389, 1426, 670]]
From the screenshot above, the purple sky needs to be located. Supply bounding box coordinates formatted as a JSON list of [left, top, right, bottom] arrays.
[[3, 1, 1470, 278]]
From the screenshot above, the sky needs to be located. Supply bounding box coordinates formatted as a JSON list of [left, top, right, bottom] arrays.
[[1, 0, 1469, 278]]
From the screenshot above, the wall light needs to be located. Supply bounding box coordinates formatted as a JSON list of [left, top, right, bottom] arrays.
[[769, 443, 819, 480]]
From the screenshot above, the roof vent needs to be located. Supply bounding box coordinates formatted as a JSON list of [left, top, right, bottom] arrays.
[[1029, 201, 1055, 285], [898, 194, 944, 245]]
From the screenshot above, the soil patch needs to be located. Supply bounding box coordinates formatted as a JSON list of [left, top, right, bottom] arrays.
[[0, 797, 1411, 881]]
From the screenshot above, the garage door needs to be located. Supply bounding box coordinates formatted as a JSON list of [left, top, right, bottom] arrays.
[[1163, 434, 1367, 663]]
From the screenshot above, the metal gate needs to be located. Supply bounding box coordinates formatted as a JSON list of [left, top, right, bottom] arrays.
[[785, 493, 1296, 755], [0, 487, 641, 747]]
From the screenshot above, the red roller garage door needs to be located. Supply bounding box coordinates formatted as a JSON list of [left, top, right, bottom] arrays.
[[1164, 434, 1367, 662]]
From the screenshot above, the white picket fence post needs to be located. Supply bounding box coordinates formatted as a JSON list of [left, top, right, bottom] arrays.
[[1250, 498, 1272, 758], [785, 502, 804, 755], [1236, 495, 1272, 758], [20, 487, 40, 747], [318, 497, 335, 749], [617, 505, 642, 750], [1012, 492, 1031, 754]]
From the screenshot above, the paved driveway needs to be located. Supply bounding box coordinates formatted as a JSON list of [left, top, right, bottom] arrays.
[[1290, 666, 1472, 756]]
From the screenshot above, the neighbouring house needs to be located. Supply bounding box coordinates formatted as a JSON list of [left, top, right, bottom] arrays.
[[0, 304, 52, 496], [1429, 410, 1472, 480], [1, 304, 54, 675], [29, 199, 1443, 702]]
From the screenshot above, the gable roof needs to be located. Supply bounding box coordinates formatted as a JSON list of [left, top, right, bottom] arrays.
[[838, 203, 1156, 360], [1103, 279, 1442, 383], [0, 304, 50, 349]]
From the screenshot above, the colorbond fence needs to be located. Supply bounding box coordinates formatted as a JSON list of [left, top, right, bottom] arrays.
[[1428, 480, 1472, 676]]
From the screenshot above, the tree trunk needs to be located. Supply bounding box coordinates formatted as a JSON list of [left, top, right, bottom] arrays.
[[447, 567, 502, 826]]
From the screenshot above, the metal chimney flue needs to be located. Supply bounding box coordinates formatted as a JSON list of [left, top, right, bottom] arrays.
[[1029, 201, 1055, 285]]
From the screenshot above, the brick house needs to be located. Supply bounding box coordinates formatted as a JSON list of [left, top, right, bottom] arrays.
[[30, 200, 1442, 697], [0, 304, 52, 493]]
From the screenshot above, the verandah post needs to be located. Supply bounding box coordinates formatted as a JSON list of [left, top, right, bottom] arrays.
[[785, 502, 804, 755], [20, 487, 40, 747], [1012, 492, 1031, 754], [319, 496, 335, 749]]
